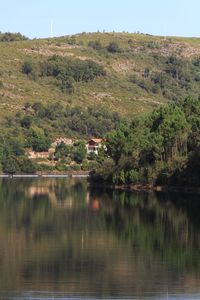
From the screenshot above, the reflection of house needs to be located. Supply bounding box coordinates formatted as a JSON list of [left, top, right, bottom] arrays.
[[86, 192, 100, 211], [27, 186, 73, 208], [86, 139, 103, 155]]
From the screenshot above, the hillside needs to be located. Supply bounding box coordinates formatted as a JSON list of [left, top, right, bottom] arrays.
[[0, 32, 200, 121]]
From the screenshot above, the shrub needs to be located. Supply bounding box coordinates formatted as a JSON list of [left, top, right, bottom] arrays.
[[20, 116, 32, 129], [17, 156, 37, 174], [127, 170, 139, 184], [88, 40, 102, 50], [71, 164, 81, 171], [37, 164, 54, 172], [56, 163, 69, 172], [107, 42, 120, 53], [22, 60, 34, 76]]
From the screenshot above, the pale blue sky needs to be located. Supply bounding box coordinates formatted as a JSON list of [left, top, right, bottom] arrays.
[[0, 0, 199, 38]]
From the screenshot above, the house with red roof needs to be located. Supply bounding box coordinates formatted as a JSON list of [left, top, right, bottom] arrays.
[[86, 138, 103, 155]]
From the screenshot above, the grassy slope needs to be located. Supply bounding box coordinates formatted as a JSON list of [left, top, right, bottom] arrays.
[[0, 32, 200, 120]]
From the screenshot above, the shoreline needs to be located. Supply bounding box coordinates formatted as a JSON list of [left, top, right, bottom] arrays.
[[1, 174, 199, 194], [0, 171, 89, 178], [113, 183, 200, 195], [89, 180, 200, 195]]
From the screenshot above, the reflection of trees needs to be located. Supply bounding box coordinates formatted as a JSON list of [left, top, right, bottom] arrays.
[[0, 180, 200, 297], [100, 190, 200, 274]]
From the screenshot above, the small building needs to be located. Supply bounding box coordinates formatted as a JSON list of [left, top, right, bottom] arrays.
[[86, 138, 103, 155]]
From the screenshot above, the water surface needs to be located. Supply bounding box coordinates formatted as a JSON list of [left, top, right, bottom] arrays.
[[0, 178, 200, 299]]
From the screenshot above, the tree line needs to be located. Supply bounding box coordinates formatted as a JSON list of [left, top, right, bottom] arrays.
[[91, 96, 200, 188], [0, 32, 28, 42]]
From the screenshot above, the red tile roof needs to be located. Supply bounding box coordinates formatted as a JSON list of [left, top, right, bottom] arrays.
[[89, 138, 103, 143]]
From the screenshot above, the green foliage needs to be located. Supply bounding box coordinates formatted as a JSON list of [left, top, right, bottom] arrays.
[[128, 53, 200, 101], [107, 42, 121, 53], [127, 170, 139, 184], [28, 127, 51, 152], [91, 158, 116, 183], [3, 156, 20, 174], [0, 101, 122, 174], [0, 136, 35, 174], [22, 55, 106, 94], [22, 60, 34, 76], [72, 141, 87, 163], [2, 32, 200, 121], [91, 97, 200, 187], [17, 156, 37, 174], [0, 32, 28, 42], [3, 33, 200, 176], [14, 103, 121, 138], [88, 40, 102, 50], [20, 115, 32, 129], [22, 60, 39, 80], [37, 164, 54, 172], [8, 138, 25, 156], [87, 151, 96, 161], [55, 142, 71, 160], [56, 163, 70, 172], [57, 74, 75, 94], [71, 164, 81, 171]]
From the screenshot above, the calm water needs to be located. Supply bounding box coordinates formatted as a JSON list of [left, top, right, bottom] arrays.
[[0, 178, 200, 299]]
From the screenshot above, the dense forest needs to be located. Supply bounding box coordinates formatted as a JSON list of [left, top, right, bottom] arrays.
[[91, 96, 200, 188]]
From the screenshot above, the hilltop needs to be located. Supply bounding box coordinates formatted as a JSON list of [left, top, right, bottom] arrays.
[[0, 31, 200, 121]]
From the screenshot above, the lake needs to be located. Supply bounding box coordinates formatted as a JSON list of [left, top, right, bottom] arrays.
[[0, 177, 200, 299]]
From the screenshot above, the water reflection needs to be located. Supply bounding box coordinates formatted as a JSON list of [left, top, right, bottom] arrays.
[[0, 178, 200, 299]]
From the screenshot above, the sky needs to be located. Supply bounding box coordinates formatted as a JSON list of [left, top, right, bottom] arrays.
[[0, 0, 199, 38]]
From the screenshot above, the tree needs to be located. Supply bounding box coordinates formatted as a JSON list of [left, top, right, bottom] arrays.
[[55, 142, 71, 160], [18, 156, 37, 174], [72, 141, 87, 163], [9, 138, 25, 156], [29, 127, 51, 152], [106, 123, 131, 163], [3, 156, 20, 174]]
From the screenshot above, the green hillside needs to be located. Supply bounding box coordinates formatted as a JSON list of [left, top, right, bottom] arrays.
[[0, 32, 200, 174], [0, 31, 200, 120]]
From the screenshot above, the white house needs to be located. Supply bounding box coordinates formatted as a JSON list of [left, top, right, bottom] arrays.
[[86, 138, 103, 155]]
